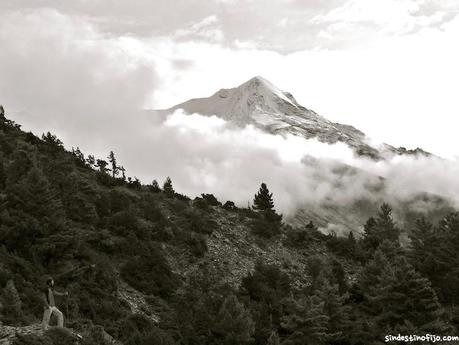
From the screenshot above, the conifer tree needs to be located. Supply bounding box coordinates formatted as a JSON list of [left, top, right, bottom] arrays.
[[7, 167, 63, 220], [119, 166, 126, 181], [151, 179, 161, 192], [316, 282, 351, 344], [163, 176, 175, 196], [368, 256, 448, 334], [213, 294, 255, 345], [71, 147, 85, 168], [253, 183, 275, 212], [108, 151, 119, 178], [281, 294, 329, 345], [41, 132, 63, 148], [409, 213, 459, 304], [96, 159, 110, 174], [86, 154, 96, 168], [362, 203, 400, 254], [251, 183, 282, 237]]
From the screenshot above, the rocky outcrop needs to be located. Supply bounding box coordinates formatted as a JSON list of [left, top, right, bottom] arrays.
[[117, 279, 159, 324], [0, 323, 43, 345]]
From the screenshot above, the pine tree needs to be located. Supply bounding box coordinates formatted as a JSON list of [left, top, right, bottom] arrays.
[[108, 151, 119, 178], [281, 294, 329, 345], [316, 282, 351, 344], [251, 183, 282, 237], [213, 294, 255, 345], [409, 213, 459, 304], [72, 147, 85, 162], [368, 256, 448, 334], [163, 177, 175, 196], [150, 179, 160, 192], [7, 167, 64, 221], [86, 154, 96, 168], [119, 166, 126, 181], [362, 203, 400, 254], [253, 183, 275, 212], [96, 159, 110, 174], [41, 132, 63, 148]]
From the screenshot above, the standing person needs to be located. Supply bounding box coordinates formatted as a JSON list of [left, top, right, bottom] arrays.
[[42, 277, 68, 330]]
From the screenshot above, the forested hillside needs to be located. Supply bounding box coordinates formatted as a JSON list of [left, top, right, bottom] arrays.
[[1, 110, 459, 345]]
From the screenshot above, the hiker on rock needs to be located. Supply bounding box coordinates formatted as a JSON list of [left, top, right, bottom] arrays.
[[42, 277, 68, 330]]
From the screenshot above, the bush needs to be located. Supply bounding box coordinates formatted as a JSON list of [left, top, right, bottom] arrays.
[[250, 217, 280, 238], [201, 194, 221, 206], [222, 201, 237, 211], [121, 244, 180, 299], [284, 222, 324, 249], [185, 233, 208, 257], [193, 197, 209, 210]]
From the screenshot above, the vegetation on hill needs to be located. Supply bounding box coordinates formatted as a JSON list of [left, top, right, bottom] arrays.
[[0, 110, 458, 344]]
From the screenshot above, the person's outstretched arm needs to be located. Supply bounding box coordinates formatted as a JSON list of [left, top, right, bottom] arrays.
[[53, 289, 69, 296]]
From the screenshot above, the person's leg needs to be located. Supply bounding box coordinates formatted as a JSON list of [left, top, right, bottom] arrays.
[[42, 307, 52, 330], [53, 307, 64, 328]]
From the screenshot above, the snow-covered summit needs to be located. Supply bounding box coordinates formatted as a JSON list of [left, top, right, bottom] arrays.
[[159, 76, 379, 157]]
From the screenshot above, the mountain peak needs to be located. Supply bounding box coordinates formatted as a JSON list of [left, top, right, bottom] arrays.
[[158, 77, 379, 157], [238, 76, 294, 104], [244, 75, 271, 85]]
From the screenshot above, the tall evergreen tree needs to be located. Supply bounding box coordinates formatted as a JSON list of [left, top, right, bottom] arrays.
[[213, 294, 255, 345], [86, 154, 96, 168], [362, 203, 400, 255], [96, 159, 110, 174], [409, 213, 459, 304], [119, 166, 126, 181], [150, 179, 161, 192], [368, 256, 448, 334], [316, 282, 351, 344], [108, 151, 119, 178], [253, 183, 275, 212], [7, 167, 64, 221], [163, 177, 175, 196], [251, 183, 282, 237], [281, 294, 329, 345]]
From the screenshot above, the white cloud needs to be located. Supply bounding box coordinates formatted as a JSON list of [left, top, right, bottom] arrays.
[[0, 8, 156, 154]]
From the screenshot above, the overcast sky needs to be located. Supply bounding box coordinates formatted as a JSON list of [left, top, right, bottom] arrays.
[[1, 0, 459, 161]]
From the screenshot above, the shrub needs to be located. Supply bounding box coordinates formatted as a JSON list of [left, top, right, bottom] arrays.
[[121, 244, 180, 299], [201, 194, 221, 206]]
